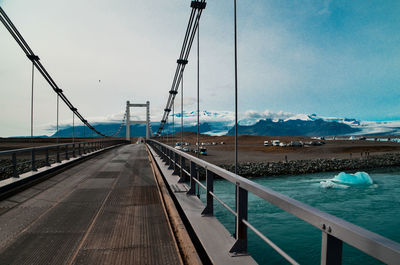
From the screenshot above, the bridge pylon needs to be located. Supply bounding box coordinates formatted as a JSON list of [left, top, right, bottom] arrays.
[[126, 100, 150, 141]]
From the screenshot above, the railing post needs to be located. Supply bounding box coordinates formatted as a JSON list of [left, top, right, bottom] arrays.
[[172, 152, 179, 175], [201, 169, 214, 216], [12, 153, 18, 178], [187, 161, 196, 195], [165, 147, 169, 164], [83, 143, 86, 154], [168, 148, 174, 169], [31, 149, 37, 171], [321, 231, 342, 265], [45, 148, 50, 166], [161, 146, 166, 162], [72, 143, 76, 157], [65, 144, 69, 160], [168, 148, 172, 166], [230, 185, 248, 255], [57, 145, 61, 163], [178, 156, 186, 183], [78, 143, 81, 156]]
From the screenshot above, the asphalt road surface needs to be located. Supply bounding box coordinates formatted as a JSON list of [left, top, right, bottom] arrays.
[[0, 144, 181, 265]]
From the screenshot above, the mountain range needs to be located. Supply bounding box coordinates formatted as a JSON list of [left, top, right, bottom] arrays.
[[48, 111, 400, 137]]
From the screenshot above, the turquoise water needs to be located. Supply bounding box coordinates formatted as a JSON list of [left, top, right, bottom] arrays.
[[199, 167, 400, 264]]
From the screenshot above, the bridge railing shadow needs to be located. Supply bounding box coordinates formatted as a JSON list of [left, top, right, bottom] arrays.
[[148, 139, 400, 265]]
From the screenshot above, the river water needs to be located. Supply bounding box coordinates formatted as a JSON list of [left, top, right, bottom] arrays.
[[199, 167, 400, 264]]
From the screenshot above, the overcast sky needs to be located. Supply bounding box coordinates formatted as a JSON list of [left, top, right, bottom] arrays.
[[1, 0, 399, 136]]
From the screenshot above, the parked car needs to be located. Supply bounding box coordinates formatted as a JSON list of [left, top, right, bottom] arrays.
[[279, 142, 286, 147], [272, 140, 280, 146], [263, 140, 269, 146], [288, 141, 303, 147], [200, 147, 207, 155], [182, 147, 189, 152]]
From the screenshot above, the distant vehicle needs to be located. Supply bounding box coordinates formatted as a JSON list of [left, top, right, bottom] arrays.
[[264, 140, 269, 146], [176, 142, 189, 146], [279, 142, 286, 147], [200, 147, 207, 155], [182, 147, 189, 152], [288, 141, 303, 147], [272, 140, 280, 146], [175, 146, 183, 150], [311, 141, 322, 146], [212, 142, 217, 145], [220, 142, 225, 145]]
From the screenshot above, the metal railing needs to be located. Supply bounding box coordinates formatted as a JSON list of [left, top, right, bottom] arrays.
[[147, 139, 400, 265], [0, 139, 127, 180]]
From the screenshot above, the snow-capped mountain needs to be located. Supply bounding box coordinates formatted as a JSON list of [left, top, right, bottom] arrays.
[[48, 110, 400, 137]]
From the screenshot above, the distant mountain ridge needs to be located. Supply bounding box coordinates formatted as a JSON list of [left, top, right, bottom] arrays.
[[227, 118, 360, 136], [47, 111, 400, 137]]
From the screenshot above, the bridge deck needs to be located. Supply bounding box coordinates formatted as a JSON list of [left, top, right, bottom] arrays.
[[0, 144, 182, 265]]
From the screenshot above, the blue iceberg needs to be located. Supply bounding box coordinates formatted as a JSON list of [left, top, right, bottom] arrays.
[[320, 172, 373, 188], [332, 172, 373, 186]]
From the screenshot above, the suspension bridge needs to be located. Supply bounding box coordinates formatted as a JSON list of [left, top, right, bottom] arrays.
[[1, 2, 400, 265]]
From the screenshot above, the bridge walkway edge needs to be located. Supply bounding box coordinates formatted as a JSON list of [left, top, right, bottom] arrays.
[[147, 144, 258, 265]]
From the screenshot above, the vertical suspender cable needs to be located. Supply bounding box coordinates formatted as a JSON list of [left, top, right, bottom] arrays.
[[56, 94, 59, 143], [197, 23, 200, 157], [234, 0, 238, 175], [181, 71, 184, 145], [72, 112, 75, 143], [30, 61, 34, 140], [172, 101, 175, 142], [166, 118, 169, 144], [197, 21, 201, 198]]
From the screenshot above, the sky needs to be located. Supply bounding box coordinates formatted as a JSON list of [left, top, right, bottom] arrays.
[[0, 0, 399, 136]]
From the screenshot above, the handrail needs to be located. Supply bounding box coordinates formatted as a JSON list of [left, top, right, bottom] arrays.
[[0, 139, 128, 180], [0, 139, 118, 155], [147, 139, 400, 265]]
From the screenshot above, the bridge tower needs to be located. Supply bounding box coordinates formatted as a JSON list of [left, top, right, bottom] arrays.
[[126, 100, 150, 141]]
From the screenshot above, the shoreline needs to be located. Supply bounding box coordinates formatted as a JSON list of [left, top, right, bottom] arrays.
[[218, 153, 400, 178]]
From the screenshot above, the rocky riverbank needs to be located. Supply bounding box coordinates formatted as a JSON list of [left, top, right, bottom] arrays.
[[219, 153, 400, 177]]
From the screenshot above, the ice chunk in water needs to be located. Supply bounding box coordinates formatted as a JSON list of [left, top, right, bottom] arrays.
[[331, 172, 373, 186]]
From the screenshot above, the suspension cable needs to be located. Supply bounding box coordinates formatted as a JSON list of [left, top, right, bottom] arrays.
[[157, 1, 206, 135], [0, 7, 113, 137], [30, 60, 34, 140], [56, 94, 59, 143], [197, 22, 200, 157], [72, 112, 75, 143], [109, 112, 127, 137]]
